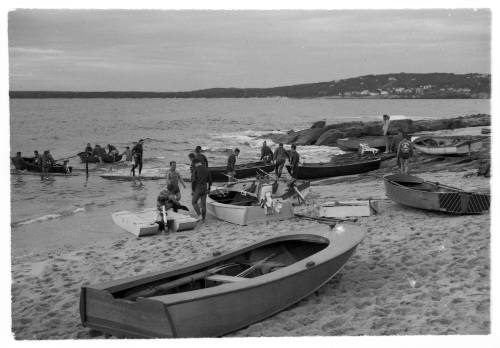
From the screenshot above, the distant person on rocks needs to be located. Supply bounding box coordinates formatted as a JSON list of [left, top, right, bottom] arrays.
[[194, 145, 208, 167], [227, 148, 240, 182], [121, 146, 133, 161], [260, 141, 274, 163], [396, 133, 415, 174], [11, 152, 27, 170], [191, 158, 212, 222], [274, 143, 290, 178], [289, 144, 300, 178], [131, 139, 144, 176], [166, 161, 186, 200], [390, 129, 405, 153], [41, 150, 55, 174], [382, 114, 391, 153]]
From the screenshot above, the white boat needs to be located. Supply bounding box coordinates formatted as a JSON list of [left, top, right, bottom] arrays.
[[412, 136, 483, 155], [318, 200, 375, 218], [207, 179, 309, 225], [112, 208, 198, 237]]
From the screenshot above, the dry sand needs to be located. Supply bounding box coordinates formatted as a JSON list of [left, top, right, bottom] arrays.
[[10, 169, 490, 339]]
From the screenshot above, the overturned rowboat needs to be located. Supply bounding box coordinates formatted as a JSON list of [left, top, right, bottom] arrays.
[[112, 208, 198, 237], [384, 173, 490, 214], [80, 223, 365, 338]]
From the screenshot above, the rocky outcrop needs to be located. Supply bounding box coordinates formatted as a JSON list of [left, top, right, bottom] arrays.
[[311, 120, 326, 129], [316, 130, 345, 145], [294, 128, 325, 145]]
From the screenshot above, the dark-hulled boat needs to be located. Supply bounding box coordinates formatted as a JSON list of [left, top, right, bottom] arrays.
[[209, 161, 275, 182], [78, 152, 123, 163], [286, 157, 381, 180], [80, 224, 365, 338], [10, 157, 72, 174], [384, 173, 490, 214], [336, 136, 390, 151]]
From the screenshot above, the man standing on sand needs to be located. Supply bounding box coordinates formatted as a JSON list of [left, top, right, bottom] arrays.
[[191, 158, 212, 222], [274, 143, 289, 178], [289, 144, 300, 178], [166, 161, 186, 200], [396, 133, 415, 174], [131, 139, 144, 176], [390, 129, 405, 153], [382, 114, 391, 153], [227, 148, 240, 182], [260, 141, 274, 163], [194, 145, 208, 167]]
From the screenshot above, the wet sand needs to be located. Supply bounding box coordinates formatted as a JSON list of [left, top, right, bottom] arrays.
[[11, 169, 490, 339]]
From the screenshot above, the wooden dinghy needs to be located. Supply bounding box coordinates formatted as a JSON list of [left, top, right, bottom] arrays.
[[412, 136, 483, 155], [384, 173, 490, 214], [11, 157, 73, 174], [336, 136, 390, 151], [285, 158, 381, 180], [78, 152, 123, 163], [100, 174, 164, 181], [209, 161, 275, 182], [80, 223, 365, 338], [112, 208, 198, 237]]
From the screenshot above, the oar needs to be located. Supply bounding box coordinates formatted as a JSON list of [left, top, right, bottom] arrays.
[[161, 206, 168, 231], [54, 154, 80, 162]]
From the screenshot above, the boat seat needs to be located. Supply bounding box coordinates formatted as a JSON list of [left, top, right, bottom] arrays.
[[205, 274, 247, 283]]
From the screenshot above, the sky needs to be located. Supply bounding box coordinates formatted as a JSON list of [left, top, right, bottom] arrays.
[[7, 9, 492, 91]]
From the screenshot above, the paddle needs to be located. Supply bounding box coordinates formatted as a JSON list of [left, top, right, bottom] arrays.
[[161, 206, 168, 232], [54, 154, 80, 162]]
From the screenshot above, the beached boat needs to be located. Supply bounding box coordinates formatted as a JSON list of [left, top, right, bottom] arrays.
[[112, 208, 198, 237], [78, 152, 123, 163], [10, 157, 72, 174], [336, 136, 390, 151], [285, 157, 381, 180], [207, 179, 309, 225], [318, 200, 375, 218], [80, 223, 365, 338], [384, 173, 490, 214], [225, 178, 311, 202], [101, 174, 164, 181], [209, 161, 275, 182], [412, 136, 483, 155]]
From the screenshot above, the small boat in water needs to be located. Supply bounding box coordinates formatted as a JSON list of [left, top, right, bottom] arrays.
[[384, 173, 490, 214], [80, 223, 365, 338], [412, 136, 483, 156], [112, 208, 198, 237], [209, 161, 275, 182], [78, 152, 123, 163], [336, 136, 390, 151], [207, 179, 309, 225], [285, 157, 381, 180], [10, 157, 72, 174]]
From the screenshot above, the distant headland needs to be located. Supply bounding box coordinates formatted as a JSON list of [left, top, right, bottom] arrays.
[[9, 72, 490, 99]]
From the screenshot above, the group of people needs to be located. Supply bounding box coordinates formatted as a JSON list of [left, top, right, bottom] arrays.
[[382, 114, 416, 174], [83, 139, 144, 176], [11, 150, 68, 175]]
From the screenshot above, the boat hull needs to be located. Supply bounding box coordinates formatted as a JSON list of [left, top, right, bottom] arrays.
[[384, 174, 490, 214], [412, 136, 483, 155], [286, 158, 381, 179], [101, 174, 164, 181], [80, 224, 365, 338], [209, 161, 275, 182], [78, 152, 123, 163], [11, 157, 72, 174]]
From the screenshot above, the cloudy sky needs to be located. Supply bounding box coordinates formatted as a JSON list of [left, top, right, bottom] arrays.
[[8, 9, 491, 91]]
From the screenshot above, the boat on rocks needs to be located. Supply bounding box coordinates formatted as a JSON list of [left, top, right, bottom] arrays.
[[384, 173, 490, 214], [10, 156, 72, 174], [336, 136, 390, 151], [286, 157, 381, 180], [412, 136, 483, 156], [79, 223, 366, 338], [78, 152, 123, 163], [208, 161, 275, 182], [207, 179, 309, 225], [112, 208, 198, 237]]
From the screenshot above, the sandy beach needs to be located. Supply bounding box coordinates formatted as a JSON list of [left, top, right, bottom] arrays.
[[11, 163, 490, 339]]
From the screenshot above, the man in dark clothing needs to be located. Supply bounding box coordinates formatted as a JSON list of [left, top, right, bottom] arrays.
[[11, 152, 27, 170], [273, 143, 290, 178], [227, 148, 240, 182], [191, 158, 212, 222], [33, 150, 42, 166], [289, 144, 300, 178], [194, 145, 208, 167], [188, 153, 196, 179], [131, 139, 144, 176], [41, 150, 55, 174], [260, 141, 273, 163]]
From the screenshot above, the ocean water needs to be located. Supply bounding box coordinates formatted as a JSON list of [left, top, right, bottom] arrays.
[[9, 98, 489, 255]]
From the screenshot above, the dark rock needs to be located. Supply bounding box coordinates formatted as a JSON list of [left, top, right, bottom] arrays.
[[311, 120, 326, 129], [316, 130, 346, 146], [343, 126, 365, 138], [294, 128, 326, 145], [389, 119, 413, 134]]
